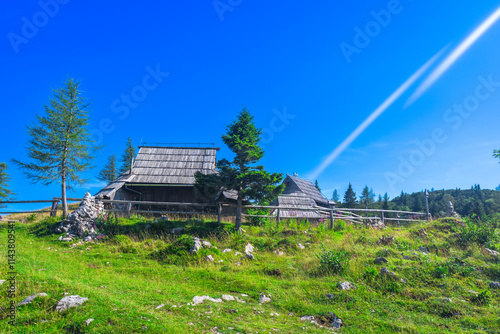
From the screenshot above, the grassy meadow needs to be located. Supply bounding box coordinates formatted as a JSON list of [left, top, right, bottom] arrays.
[[1, 215, 500, 333]]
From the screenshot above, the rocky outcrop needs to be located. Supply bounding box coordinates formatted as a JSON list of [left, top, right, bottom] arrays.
[[446, 201, 459, 218], [55, 192, 104, 241]]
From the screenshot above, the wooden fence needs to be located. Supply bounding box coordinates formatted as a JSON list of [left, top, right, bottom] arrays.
[[0, 197, 429, 227]]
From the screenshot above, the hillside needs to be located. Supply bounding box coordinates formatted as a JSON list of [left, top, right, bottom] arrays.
[[1, 216, 500, 333]]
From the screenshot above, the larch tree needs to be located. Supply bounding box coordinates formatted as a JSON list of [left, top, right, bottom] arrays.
[[12, 79, 99, 217], [194, 108, 284, 231], [0, 162, 14, 207], [97, 155, 118, 183], [120, 137, 136, 174]]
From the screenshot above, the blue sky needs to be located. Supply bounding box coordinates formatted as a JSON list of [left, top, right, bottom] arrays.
[[1, 0, 500, 211]]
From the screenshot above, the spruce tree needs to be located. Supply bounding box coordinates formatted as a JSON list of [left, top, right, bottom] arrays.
[[331, 189, 340, 203], [360, 185, 374, 208], [382, 193, 390, 210], [97, 155, 117, 183], [194, 108, 284, 231], [120, 137, 136, 174], [12, 79, 99, 216], [314, 180, 321, 192], [343, 183, 357, 208]]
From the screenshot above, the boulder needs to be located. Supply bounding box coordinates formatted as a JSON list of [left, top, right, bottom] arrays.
[[484, 248, 500, 256], [85, 319, 94, 326], [192, 295, 223, 305], [374, 257, 388, 264], [331, 313, 343, 329], [18, 293, 48, 306], [245, 243, 254, 255], [259, 294, 271, 304], [55, 295, 88, 312], [202, 241, 213, 248], [380, 267, 396, 276], [490, 282, 500, 289], [190, 238, 202, 254], [222, 249, 232, 253], [205, 255, 214, 262], [338, 281, 355, 291]]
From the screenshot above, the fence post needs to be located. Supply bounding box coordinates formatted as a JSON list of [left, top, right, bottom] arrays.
[[126, 202, 132, 218], [217, 203, 221, 224], [381, 211, 385, 224], [50, 198, 59, 217], [276, 207, 280, 226], [330, 209, 334, 230]]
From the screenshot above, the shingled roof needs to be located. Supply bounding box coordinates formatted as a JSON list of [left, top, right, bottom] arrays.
[[283, 174, 329, 206], [95, 146, 218, 199], [130, 146, 218, 184]]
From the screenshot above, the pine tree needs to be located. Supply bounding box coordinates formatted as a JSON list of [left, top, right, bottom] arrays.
[[314, 180, 321, 192], [120, 137, 136, 174], [12, 79, 99, 216], [97, 155, 117, 183], [494, 149, 500, 161], [331, 189, 340, 203], [382, 193, 390, 210], [194, 108, 284, 231], [0, 163, 14, 208], [343, 183, 357, 208]]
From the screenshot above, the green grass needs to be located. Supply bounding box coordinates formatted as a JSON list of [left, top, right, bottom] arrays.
[[1, 216, 500, 333]]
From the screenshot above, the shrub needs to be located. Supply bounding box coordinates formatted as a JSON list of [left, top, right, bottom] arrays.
[[316, 248, 349, 275], [27, 213, 37, 223], [433, 266, 448, 279], [333, 220, 347, 232], [470, 290, 491, 306], [363, 267, 378, 282]]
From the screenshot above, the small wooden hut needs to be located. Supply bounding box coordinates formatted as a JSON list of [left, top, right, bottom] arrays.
[[271, 174, 333, 218], [95, 146, 219, 203]]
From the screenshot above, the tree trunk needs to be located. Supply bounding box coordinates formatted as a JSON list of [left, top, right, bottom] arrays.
[[235, 197, 242, 232], [62, 171, 68, 217]]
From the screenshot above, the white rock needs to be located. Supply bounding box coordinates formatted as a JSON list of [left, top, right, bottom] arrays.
[[245, 243, 254, 254], [259, 295, 271, 304], [222, 295, 235, 301], [205, 255, 214, 262], [234, 252, 241, 256], [0, 280, 5, 285], [156, 304, 165, 309], [297, 243, 305, 249], [332, 314, 342, 329], [300, 315, 315, 321], [190, 238, 202, 254], [55, 295, 88, 312], [484, 248, 500, 256], [222, 249, 232, 253], [202, 241, 213, 248], [192, 296, 223, 305], [218, 260, 223, 263], [338, 281, 355, 290], [18, 293, 48, 306], [245, 253, 254, 260], [85, 319, 94, 326]]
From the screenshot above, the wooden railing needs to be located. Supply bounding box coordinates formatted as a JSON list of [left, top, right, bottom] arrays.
[[0, 198, 429, 227]]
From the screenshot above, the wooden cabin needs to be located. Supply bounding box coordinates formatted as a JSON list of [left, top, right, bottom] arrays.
[[95, 146, 219, 203], [271, 174, 334, 218]]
